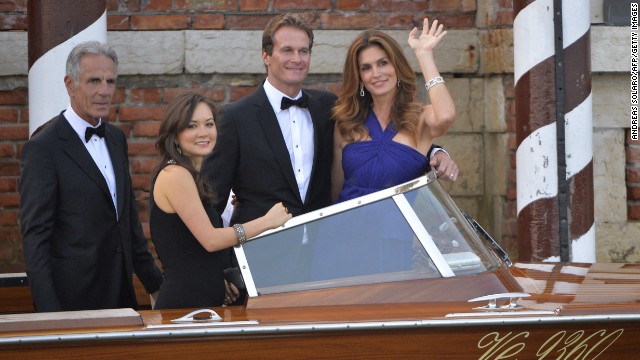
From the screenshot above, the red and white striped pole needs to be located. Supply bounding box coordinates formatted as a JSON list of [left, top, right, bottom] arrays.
[[27, 1, 107, 136], [514, 0, 594, 262]]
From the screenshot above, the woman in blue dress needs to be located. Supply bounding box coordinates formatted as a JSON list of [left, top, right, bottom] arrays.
[[308, 19, 457, 282], [332, 18, 457, 202]]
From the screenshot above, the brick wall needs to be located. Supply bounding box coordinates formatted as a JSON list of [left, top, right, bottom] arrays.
[[17, 0, 640, 271], [0, 1, 500, 273]]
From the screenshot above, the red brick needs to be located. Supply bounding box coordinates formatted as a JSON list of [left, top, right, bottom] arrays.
[[0, 161, 20, 176], [130, 158, 158, 174], [0, 193, 20, 208], [627, 144, 640, 163], [20, 108, 29, 123], [0, 178, 17, 192], [108, 15, 130, 30], [230, 86, 257, 101], [194, 14, 225, 30], [108, 107, 119, 122], [225, 14, 275, 30], [274, 0, 331, 11], [132, 174, 152, 192], [107, 0, 141, 11], [0, 228, 22, 243], [0, 109, 18, 123], [326, 83, 342, 95], [0, 90, 27, 105], [627, 167, 640, 183], [628, 203, 640, 220], [494, 10, 514, 26], [0, 0, 27, 12], [240, 0, 269, 11], [133, 122, 161, 137], [320, 13, 382, 29], [504, 80, 515, 98], [0, 14, 27, 30], [128, 141, 160, 156], [117, 123, 133, 137], [0, 125, 28, 140], [0, 211, 17, 226], [368, 0, 427, 11], [119, 106, 166, 121], [462, 0, 477, 11], [628, 186, 640, 200], [130, 88, 162, 103], [506, 185, 516, 201], [430, 0, 462, 11], [112, 88, 126, 104], [507, 133, 516, 150], [175, 0, 236, 11], [428, 13, 476, 29], [164, 87, 226, 103], [0, 144, 15, 158], [383, 14, 417, 28], [131, 15, 191, 30], [143, 0, 173, 11], [336, 0, 368, 11]]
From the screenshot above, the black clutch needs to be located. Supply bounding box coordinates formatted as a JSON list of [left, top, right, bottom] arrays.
[[223, 267, 246, 291]]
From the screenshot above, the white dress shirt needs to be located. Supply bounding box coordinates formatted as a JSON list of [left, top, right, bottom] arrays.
[[263, 79, 315, 203], [65, 104, 118, 218]]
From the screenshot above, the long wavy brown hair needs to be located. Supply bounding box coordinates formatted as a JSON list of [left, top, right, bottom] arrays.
[[152, 92, 217, 203], [333, 29, 423, 145]]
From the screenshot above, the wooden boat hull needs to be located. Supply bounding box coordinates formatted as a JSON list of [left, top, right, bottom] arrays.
[[0, 312, 638, 359]]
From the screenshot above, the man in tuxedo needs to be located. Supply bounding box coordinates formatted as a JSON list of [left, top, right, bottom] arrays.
[[19, 41, 163, 312], [202, 14, 457, 293], [201, 13, 334, 292]]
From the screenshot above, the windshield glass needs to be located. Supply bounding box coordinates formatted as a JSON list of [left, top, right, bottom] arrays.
[[236, 172, 501, 296]]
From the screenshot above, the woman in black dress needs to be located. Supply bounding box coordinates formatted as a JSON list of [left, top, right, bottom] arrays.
[[150, 92, 291, 309]]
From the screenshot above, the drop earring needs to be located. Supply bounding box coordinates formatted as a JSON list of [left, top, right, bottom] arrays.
[[359, 84, 365, 97], [397, 79, 400, 87], [176, 143, 182, 155]]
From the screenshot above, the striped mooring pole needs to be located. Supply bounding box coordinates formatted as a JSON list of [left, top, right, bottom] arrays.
[[27, 1, 107, 136], [514, 0, 594, 262]]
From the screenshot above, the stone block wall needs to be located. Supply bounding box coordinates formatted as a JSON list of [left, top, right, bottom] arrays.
[[0, 0, 637, 272]]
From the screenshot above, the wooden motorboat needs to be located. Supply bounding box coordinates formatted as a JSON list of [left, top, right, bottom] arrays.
[[2, 172, 639, 359]]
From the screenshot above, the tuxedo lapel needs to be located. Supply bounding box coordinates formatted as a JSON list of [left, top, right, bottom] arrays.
[[303, 90, 323, 205], [56, 117, 114, 211], [104, 125, 125, 218], [253, 88, 301, 201]]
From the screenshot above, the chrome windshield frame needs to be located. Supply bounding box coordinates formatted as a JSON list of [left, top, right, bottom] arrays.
[[234, 171, 496, 298]]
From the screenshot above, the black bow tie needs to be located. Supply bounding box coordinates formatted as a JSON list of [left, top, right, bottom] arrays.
[[85, 123, 105, 142], [280, 94, 308, 110]]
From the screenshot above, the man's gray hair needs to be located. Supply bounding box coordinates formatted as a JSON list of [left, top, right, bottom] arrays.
[[66, 41, 118, 82]]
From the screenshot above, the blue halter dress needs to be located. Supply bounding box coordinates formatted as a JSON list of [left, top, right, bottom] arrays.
[[307, 111, 430, 282], [337, 110, 430, 203]]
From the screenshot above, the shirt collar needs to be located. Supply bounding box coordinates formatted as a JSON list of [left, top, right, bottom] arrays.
[[64, 104, 104, 141], [263, 79, 303, 114]]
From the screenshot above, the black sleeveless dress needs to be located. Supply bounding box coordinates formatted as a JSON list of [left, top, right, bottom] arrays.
[[150, 182, 227, 309]]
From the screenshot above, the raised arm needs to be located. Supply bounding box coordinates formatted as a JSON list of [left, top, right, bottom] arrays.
[[408, 18, 456, 138]]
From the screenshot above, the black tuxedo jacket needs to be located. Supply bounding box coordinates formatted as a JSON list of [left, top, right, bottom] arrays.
[[202, 83, 337, 223], [19, 112, 162, 312]]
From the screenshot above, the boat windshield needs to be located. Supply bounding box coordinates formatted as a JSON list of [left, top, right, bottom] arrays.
[[235, 171, 503, 297]]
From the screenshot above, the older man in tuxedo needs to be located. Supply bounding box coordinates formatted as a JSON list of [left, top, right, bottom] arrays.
[[19, 41, 162, 312]]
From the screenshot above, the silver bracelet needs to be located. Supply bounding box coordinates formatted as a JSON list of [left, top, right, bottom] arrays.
[[233, 223, 247, 247], [425, 76, 445, 92]]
